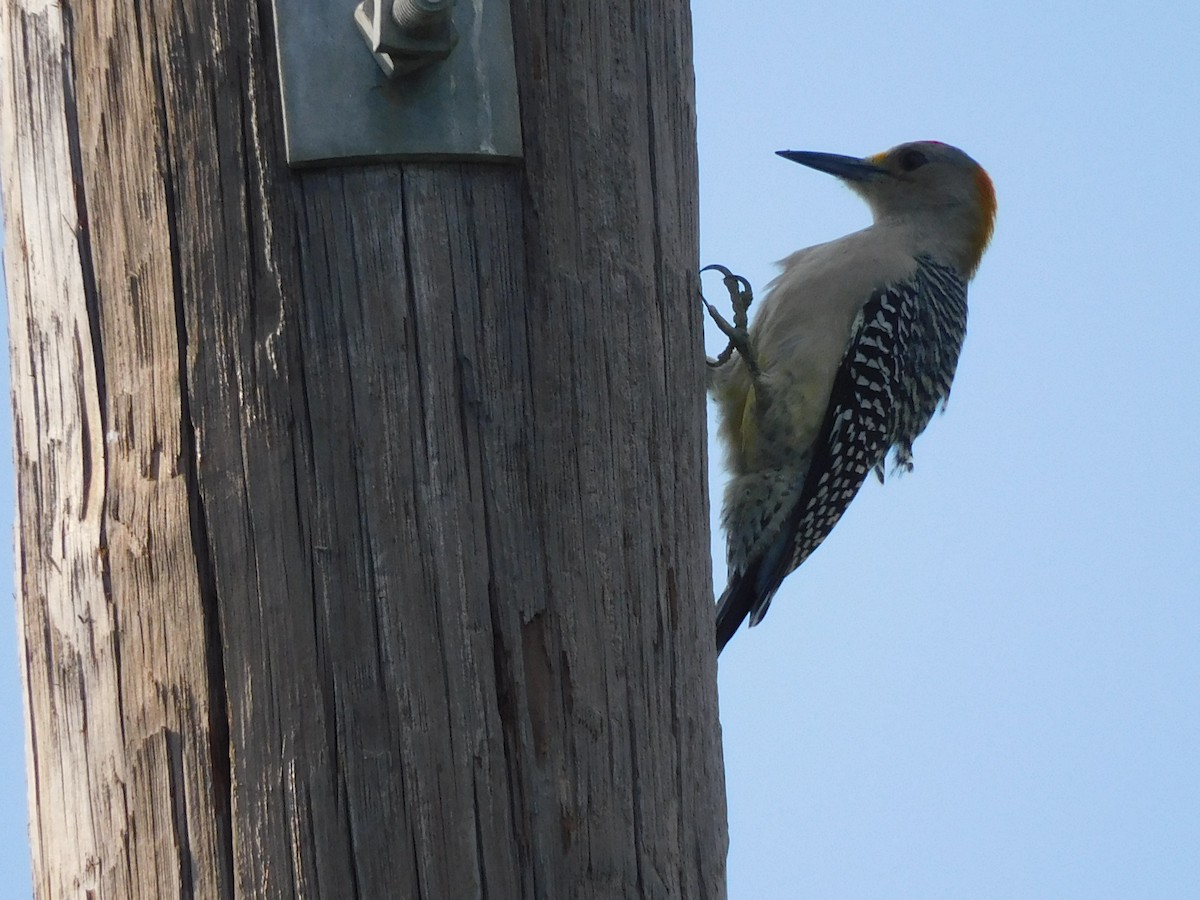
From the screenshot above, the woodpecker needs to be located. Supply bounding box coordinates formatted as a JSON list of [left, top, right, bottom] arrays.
[[705, 140, 996, 653]]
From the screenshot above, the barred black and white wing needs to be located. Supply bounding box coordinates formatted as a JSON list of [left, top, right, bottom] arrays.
[[715, 257, 968, 650]]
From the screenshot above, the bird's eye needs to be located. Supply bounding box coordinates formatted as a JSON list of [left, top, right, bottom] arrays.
[[898, 149, 929, 172]]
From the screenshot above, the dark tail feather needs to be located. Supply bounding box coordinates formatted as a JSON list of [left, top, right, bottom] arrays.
[[715, 569, 758, 653], [715, 531, 795, 653]]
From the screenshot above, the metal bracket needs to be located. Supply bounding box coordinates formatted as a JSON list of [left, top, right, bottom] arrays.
[[270, 0, 522, 167]]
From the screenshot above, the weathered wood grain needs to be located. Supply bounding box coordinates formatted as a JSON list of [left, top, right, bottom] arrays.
[[1, 0, 727, 896]]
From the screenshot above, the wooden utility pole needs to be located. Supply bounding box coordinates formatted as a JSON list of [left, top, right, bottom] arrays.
[[1, 0, 726, 897]]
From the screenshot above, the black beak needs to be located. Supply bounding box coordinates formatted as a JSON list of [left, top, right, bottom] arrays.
[[776, 150, 887, 182]]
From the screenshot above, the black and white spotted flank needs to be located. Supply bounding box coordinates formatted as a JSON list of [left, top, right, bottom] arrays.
[[715, 256, 968, 650]]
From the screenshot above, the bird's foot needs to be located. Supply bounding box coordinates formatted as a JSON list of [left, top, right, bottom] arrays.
[[700, 265, 759, 374]]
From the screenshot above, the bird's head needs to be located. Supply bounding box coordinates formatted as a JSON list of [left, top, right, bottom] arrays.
[[777, 141, 996, 279]]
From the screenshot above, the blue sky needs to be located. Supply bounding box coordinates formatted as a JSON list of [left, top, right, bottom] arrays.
[[2, 0, 1198, 895], [697, 1, 1200, 897]]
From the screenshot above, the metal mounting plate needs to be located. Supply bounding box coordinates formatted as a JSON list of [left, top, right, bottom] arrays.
[[270, 0, 522, 167]]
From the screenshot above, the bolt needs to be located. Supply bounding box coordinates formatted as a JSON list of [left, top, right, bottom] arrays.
[[391, 0, 454, 33]]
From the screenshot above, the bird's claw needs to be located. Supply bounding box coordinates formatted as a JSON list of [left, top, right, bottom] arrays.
[[700, 265, 758, 374]]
